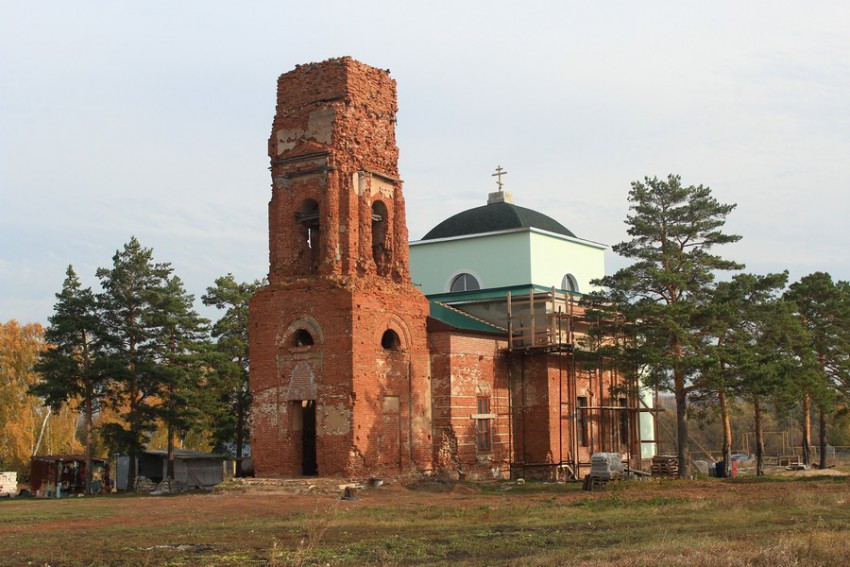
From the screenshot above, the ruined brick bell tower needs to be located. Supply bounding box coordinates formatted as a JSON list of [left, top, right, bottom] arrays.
[[249, 58, 432, 477]]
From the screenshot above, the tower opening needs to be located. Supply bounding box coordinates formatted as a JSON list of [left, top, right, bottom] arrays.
[[372, 200, 390, 276], [292, 329, 314, 347], [296, 199, 321, 272]]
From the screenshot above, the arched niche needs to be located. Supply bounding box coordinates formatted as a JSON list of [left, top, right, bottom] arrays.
[[278, 316, 325, 352], [374, 314, 412, 354]]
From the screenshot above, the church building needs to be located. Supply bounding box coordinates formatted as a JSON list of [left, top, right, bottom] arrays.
[[249, 57, 654, 481]]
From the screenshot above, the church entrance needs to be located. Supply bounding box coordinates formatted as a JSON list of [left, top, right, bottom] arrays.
[[379, 395, 402, 469], [301, 400, 317, 475]]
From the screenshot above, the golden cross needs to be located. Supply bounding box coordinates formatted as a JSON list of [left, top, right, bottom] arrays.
[[492, 165, 508, 192]]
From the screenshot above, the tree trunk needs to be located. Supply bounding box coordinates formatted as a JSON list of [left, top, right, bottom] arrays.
[[719, 389, 732, 478], [167, 422, 175, 480], [674, 371, 690, 479], [85, 395, 93, 494], [127, 392, 138, 492], [754, 398, 764, 476], [819, 406, 828, 469], [801, 393, 811, 466], [32, 407, 52, 456], [236, 402, 244, 461]]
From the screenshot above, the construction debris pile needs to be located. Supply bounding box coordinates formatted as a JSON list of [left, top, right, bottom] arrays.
[[133, 476, 186, 495]]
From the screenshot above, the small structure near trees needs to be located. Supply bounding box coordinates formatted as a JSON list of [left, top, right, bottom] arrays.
[[29, 455, 110, 497], [116, 449, 233, 492]]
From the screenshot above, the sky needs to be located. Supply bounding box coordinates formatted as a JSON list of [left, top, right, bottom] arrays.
[[2, 1, 849, 325]]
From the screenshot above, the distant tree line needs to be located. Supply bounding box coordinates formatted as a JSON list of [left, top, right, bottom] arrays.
[[585, 174, 850, 478], [17, 237, 262, 493], [6, 178, 849, 489]]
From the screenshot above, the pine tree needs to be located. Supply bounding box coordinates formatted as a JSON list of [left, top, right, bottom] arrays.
[[707, 272, 805, 475], [96, 237, 171, 490], [785, 272, 850, 468], [31, 265, 106, 493], [148, 275, 210, 480], [596, 174, 742, 477], [202, 274, 262, 459]]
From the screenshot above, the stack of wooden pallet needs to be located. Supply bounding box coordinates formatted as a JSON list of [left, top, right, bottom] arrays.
[[651, 455, 679, 478], [582, 474, 608, 492]]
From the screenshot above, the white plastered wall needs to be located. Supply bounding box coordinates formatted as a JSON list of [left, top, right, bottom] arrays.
[[528, 230, 606, 293]]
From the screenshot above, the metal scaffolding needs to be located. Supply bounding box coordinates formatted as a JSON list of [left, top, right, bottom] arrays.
[[505, 287, 657, 480]]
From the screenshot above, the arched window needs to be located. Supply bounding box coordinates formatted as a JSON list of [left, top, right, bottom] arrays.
[[381, 329, 401, 350], [292, 329, 314, 347], [450, 273, 481, 293], [371, 200, 390, 276], [561, 273, 579, 293], [296, 199, 321, 271]]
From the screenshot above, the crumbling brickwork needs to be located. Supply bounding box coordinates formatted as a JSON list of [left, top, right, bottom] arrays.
[[250, 58, 431, 478]]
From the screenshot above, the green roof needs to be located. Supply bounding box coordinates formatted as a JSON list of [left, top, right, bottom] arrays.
[[422, 201, 575, 240], [427, 284, 582, 304], [429, 301, 506, 334]]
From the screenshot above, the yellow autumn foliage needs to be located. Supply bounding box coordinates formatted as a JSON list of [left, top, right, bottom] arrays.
[[0, 320, 83, 477]]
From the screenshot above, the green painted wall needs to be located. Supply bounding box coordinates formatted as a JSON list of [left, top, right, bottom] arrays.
[[410, 229, 606, 296], [409, 231, 532, 295]]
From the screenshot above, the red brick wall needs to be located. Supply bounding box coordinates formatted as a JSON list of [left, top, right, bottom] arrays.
[[509, 354, 554, 468], [430, 331, 510, 480], [250, 58, 431, 478]]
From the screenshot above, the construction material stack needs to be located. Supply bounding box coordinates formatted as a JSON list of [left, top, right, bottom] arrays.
[[583, 452, 624, 491], [590, 453, 624, 480], [0, 471, 17, 496]]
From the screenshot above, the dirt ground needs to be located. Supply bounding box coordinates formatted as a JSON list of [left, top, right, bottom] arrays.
[[4, 470, 850, 566], [2, 477, 495, 537], [7, 468, 846, 533]]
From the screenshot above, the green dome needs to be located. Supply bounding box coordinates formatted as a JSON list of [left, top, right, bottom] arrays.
[[422, 201, 575, 240]]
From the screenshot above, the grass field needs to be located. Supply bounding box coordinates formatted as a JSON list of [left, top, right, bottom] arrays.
[[2, 471, 850, 566]]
